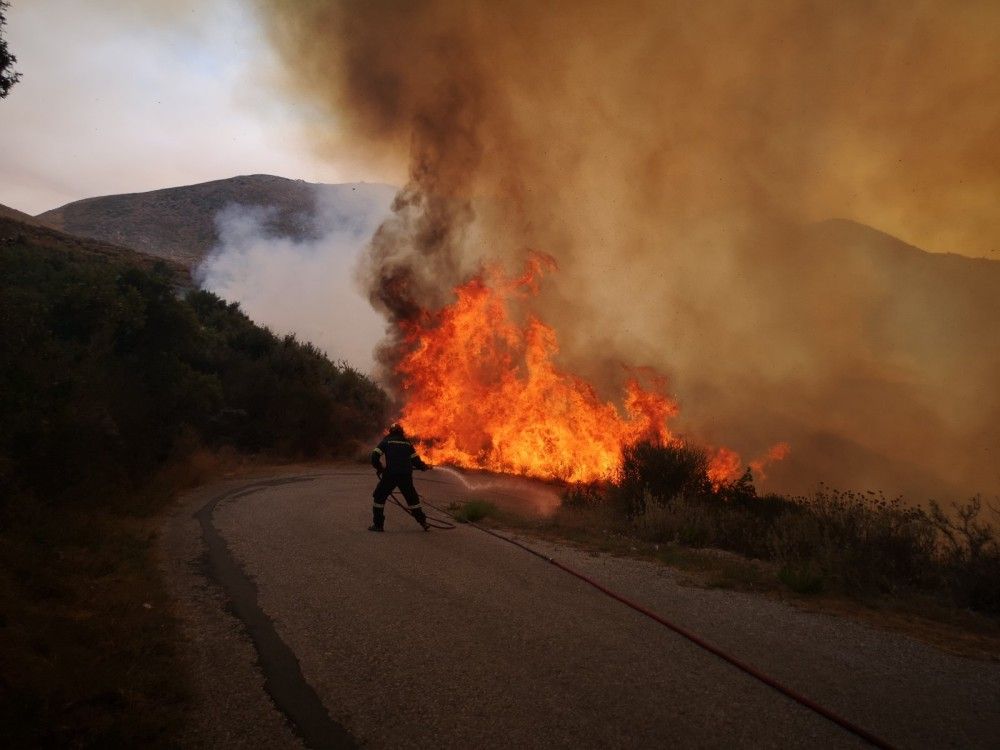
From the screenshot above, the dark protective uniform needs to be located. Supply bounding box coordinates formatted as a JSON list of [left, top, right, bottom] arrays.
[[370, 433, 430, 530]]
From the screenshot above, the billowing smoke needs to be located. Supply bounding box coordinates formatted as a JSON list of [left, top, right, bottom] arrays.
[[197, 183, 395, 372], [253, 1, 1000, 499]]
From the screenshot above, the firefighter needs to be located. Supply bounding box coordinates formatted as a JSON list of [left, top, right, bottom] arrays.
[[369, 423, 432, 532]]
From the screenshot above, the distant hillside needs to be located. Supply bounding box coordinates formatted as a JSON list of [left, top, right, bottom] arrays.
[[656, 217, 1000, 500], [36, 175, 396, 269]]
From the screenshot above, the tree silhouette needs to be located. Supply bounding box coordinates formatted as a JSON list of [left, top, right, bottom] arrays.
[[1, 1, 21, 98]]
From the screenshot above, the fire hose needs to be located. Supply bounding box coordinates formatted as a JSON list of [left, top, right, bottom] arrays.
[[391, 485, 896, 750], [385, 490, 456, 529]]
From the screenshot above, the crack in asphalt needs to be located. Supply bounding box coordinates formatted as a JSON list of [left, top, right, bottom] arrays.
[[195, 476, 357, 750]]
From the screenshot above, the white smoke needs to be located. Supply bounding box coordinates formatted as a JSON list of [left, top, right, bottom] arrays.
[[196, 183, 395, 373]]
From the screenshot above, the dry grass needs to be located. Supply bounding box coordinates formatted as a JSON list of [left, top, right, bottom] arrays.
[[0, 448, 271, 749], [0, 505, 187, 748]]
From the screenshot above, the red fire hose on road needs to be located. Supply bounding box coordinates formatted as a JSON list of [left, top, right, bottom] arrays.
[[386, 490, 456, 529], [401, 488, 897, 750]]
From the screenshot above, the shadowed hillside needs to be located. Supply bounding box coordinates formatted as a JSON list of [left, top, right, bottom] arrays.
[[0, 219, 387, 508], [651, 218, 1000, 500], [0, 213, 190, 285], [36, 175, 396, 269], [1, 203, 50, 227]]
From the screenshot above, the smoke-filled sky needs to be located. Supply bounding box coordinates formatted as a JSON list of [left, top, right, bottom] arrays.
[[254, 0, 1000, 260], [251, 0, 1000, 498], [2, 0, 998, 261]]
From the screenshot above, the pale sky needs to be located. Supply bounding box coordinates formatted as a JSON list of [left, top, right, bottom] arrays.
[[0, 0, 373, 215]]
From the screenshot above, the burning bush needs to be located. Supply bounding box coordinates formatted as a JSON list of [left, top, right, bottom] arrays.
[[389, 257, 788, 490], [394, 257, 679, 483]]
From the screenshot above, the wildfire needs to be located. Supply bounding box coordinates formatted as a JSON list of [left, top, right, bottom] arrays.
[[396, 255, 785, 485], [707, 447, 742, 489], [750, 442, 791, 481]]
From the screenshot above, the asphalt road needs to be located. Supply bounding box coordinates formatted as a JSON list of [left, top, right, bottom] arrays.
[[162, 466, 1000, 749]]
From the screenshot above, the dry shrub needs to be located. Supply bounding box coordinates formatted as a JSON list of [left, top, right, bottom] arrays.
[[928, 497, 1000, 612], [584, 442, 1000, 612], [767, 488, 937, 595], [633, 495, 774, 559]]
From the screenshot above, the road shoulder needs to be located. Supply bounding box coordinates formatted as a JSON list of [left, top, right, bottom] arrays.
[[159, 470, 311, 750]]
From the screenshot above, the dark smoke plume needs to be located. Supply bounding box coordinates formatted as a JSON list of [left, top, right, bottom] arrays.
[[256, 0, 1000, 499]]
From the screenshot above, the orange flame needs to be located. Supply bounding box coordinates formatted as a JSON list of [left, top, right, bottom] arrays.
[[395, 255, 788, 485], [749, 441, 791, 481], [397, 255, 677, 482], [707, 447, 742, 489], [707, 442, 792, 489]]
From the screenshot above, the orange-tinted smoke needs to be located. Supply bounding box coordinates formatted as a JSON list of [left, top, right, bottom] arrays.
[[254, 1, 1000, 498], [256, 0, 1000, 257]]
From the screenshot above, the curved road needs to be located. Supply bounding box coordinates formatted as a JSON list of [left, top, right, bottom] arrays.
[[162, 466, 1000, 749]]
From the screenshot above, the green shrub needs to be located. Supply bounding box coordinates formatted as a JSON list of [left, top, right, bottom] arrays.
[[0, 242, 389, 513], [449, 500, 496, 523], [0, 240, 391, 748], [777, 563, 825, 595]]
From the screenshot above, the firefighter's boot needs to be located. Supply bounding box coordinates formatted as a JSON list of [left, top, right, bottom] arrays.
[[369, 505, 385, 532], [413, 507, 430, 532]]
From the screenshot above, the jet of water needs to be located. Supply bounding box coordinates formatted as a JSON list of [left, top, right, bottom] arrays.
[[434, 465, 494, 492]]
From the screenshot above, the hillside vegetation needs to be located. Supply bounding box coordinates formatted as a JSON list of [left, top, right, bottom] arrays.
[[0, 232, 387, 746], [0, 241, 386, 509], [1, 202, 50, 227], [0, 214, 190, 283], [558, 443, 1000, 615]]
